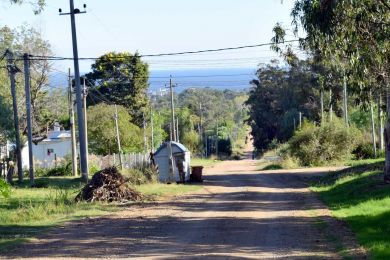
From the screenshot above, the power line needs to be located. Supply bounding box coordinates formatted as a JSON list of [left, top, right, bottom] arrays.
[[25, 40, 299, 61]]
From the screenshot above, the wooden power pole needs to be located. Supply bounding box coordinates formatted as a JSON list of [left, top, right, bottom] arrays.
[[169, 76, 176, 142], [68, 69, 78, 176], [23, 53, 34, 186], [82, 78, 89, 175], [114, 105, 123, 169], [6, 49, 23, 183]]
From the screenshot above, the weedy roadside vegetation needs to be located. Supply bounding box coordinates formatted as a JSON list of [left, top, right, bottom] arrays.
[[0, 162, 202, 252]]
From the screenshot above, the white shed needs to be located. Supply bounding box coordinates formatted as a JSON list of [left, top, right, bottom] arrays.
[[154, 142, 191, 183], [21, 124, 72, 169]]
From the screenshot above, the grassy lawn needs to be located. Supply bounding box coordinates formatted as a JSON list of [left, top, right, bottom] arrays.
[[0, 176, 203, 253], [191, 158, 220, 167], [311, 158, 390, 259], [0, 177, 117, 252]]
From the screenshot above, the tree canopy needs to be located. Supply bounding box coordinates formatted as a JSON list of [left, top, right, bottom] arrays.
[[246, 60, 320, 151], [85, 52, 149, 127], [0, 25, 52, 145], [87, 104, 143, 155]]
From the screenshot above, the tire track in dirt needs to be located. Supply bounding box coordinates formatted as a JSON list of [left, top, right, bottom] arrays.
[[3, 160, 366, 259]]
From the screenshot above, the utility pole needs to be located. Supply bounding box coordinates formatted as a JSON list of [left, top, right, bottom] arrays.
[[215, 122, 219, 159], [369, 90, 377, 157], [143, 112, 147, 153], [150, 105, 154, 152], [176, 117, 180, 143], [23, 53, 34, 186], [68, 68, 78, 176], [6, 50, 23, 183], [114, 105, 123, 170], [83, 78, 89, 174], [60, 2, 88, 181], [169, 76, 176, 142]]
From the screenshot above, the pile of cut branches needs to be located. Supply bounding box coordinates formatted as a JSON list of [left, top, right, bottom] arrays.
[[75, 167, 144, 202]]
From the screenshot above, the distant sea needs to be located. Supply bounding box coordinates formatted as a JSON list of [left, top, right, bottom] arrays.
[[50, 67, 257, 93]]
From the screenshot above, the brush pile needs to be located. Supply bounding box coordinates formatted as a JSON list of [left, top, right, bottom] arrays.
[[75, 167, 144, 202]]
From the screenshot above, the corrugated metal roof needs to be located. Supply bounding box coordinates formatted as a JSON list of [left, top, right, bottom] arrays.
[[154, 141, 189, 156], [47, 131, 71, 140]]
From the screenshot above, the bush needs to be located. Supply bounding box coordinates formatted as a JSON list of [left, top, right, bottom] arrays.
[[45, 164, 72, 176], [262, 164, 283, 170], [122, 163, 158, 185], [281, 155, 301, 169], [288, 118, 362, 166], [353, 142, 385, 159], [34, 156, 73, 177], [0, 179, 11, 198]]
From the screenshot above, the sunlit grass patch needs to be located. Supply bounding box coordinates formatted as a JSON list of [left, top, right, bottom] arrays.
[[135, 183, 202, 198], [311, 161, 390, 259]]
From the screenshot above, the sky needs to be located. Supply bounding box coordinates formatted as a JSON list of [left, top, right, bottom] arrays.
[[0, 0, 300, 73]]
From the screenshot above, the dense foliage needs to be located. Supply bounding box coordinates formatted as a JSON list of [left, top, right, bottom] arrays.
[[0, 25, 52, 145], [0, 179, 11, 198], [246, 60, 320, 151], [287, 118, 361, 166], [85, 52, 149, 127], [87, 104, 143, 155], [285, 0, 390, 180]]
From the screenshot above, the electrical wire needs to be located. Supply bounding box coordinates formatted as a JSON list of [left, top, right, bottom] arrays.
[[24, 40, 299, 61]]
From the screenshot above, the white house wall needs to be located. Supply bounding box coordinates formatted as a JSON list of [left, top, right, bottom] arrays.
[[22, 140, 72, 169]]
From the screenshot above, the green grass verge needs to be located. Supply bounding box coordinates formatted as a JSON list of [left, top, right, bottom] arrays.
[[0, 176, 203, 253], [310, 158, 390, 259], [191, 158, 220, 167], [0, 177, 117, 252]]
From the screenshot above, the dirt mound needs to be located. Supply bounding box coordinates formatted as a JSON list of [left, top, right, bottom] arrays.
[[75, 167, 144, 202]]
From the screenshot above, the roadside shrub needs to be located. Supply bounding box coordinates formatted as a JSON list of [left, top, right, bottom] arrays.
[[288, 118, 362, 166], [277, 143, 290, 158], [353, 142, 376, 159], [0, 179, 11, 198], [88, 154, 102, 174], [262, 164, 283, 170], [34, 156, 73, 177], [122, 163, 158, 185], [281, 155, 301, 169], [89, 165, 100, 175], [353, 141, 385, 160], [45, 164, 72, 176], [33, 179, 49, 188]]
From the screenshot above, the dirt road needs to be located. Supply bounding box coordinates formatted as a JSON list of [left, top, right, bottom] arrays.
[[4, 159, 366, 259]]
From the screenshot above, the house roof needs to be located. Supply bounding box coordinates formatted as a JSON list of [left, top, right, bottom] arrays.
[[154, 141, 189, 156], [46, 131, 71, 141]]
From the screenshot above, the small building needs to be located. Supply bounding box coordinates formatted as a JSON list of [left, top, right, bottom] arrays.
[[22, 123, 72, 169], [154, 141, 191, 183]]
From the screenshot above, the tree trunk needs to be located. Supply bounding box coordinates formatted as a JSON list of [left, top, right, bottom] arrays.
[[343, 74, 349, 127], [384, 83, 390, 183], [320, 88, 324, 124], [329, 89, 333, 122], [378, 93, 384, 150], [369, 91, 377, 158]]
